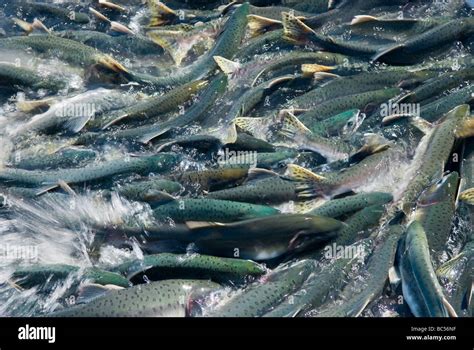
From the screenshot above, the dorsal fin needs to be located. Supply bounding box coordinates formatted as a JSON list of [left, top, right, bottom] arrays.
[[185, 221, 225, 229], [12, 18, 34, 34], [144, 190, 176, 204], [372, 43, 404, 62], [110, 21, 134, 35], [98, 0, 126, 11], [76, 283, 124, 304], [246, 168, 279, 182], [213, 56, 241, 76], [301, 64, 336, 77], [350, 15, 379, 25], [89, 7, 110, 22]]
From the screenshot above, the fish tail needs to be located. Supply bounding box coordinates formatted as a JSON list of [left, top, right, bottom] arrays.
[[247, 14, 282, 37], [148, 0, 177, 27], [282, 12, 314, 44]]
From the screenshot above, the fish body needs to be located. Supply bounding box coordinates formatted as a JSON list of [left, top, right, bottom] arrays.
[[0, 153, 179, 186], [15, 89, 137, 135], [206, 259, 314, 317], [374, 19, 474, 65], [115, 178, 183, 202], [152, 198, 280, 222], [206, 176, 300, 204], [49, 279, 220, 317], [11, 264, 130, 290], [0, 35, 126, 72], [399, 221, 454, 317], [129, 3, 249, 88], [113, 253, 266, 284], [400, 105, 470, 212], [315, 226, 403, 317], [12, 147, 96, 171], [414, 172, 459, 266], [0, 62, 65, 92], [58, 30, 164, 56], [298, 88, 400, 125], [289, 70, 433, 109], [309, 192, 393, 218], [437, 241, 474, 317], [115, 214, 343, 261]]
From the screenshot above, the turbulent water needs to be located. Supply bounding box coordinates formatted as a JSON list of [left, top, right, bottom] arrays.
[[0, 0, 472, 317]]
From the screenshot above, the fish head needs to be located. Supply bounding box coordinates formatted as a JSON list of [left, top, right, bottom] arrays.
[[287, 215, 342, 251], [148, 153, 181, 170], [417, 172, 459, 207], [73, 13, 90, 24], [341, 109, 364, 136]]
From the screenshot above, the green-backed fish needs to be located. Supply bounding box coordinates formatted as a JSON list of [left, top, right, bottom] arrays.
[[398, 221, 457, 317], [113, 252, 266, 284], [49, 279, 220, 317]]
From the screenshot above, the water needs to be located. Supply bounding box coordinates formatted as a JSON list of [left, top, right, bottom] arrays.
[[0, 0, 472, 317]]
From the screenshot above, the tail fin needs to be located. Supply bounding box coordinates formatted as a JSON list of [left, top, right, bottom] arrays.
[[148, 31, 198, 66], [285, 164, 327, 199], [148, 0, 177, 27], [282, 12, 314, 44], [372, 43, 403, 63], [350, 133, 390, 160], [278, 110, 311, 139], [234, 117, 272, 140], [247, 15, 282, 37]]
